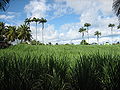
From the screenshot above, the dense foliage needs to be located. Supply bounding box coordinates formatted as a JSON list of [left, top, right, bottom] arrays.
[[0, 44, 120, 90]]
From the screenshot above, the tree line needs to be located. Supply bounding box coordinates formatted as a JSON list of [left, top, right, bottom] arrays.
[[0, 17, 47, 46], [79, 23, 120, 45]]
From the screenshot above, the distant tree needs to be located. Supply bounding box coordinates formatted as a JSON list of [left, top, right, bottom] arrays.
[[108, 23, 115, 44], [0, 0, 10, 11], [55, 43, 58, 45], [39, 17, 47, 44], [84, 23, 91, 43], [94, 31, 101, 44], [48, 42, 52, 45], [79, 27, 87, 44], [80, 40, 88, 45]]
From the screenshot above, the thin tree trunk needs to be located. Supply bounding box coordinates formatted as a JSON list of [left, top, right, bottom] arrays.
[[111, 27, 113, 44], [87, 27, 89, 43], [82, 32, 84, 45], [82, 32, 84, 40], [97, 36, 99, 45], [42, 23, 44, 44], [36, 22, 37, 45]]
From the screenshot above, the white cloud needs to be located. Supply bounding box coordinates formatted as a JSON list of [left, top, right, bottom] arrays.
[[23, 0, 120, 44], [0, 15, 14, 19], [24, 0, 48, 18]]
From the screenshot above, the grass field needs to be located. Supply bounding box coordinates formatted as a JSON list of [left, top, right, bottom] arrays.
[[0, 44, 120, 90]]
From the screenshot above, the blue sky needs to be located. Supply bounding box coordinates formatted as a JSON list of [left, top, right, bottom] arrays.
[[0, 0, 120, 44]]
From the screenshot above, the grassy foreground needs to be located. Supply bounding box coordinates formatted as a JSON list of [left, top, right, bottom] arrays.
[[0, 44, 120, 90]]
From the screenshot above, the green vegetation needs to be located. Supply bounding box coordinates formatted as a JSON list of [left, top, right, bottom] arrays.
[[94, 31, 101, 44], [0, 44, 120, 90]]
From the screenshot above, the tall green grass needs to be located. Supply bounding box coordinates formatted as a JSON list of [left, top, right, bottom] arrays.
[[0, 44, 120, 90]]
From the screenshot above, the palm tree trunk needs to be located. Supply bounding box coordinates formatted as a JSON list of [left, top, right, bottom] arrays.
[[87, 28, 89, 43], [82, 32, 84, 40], [111, 27, 113, 44], [83, 32, 84, 45], [42, 23, 44, 44], [97, 36, 99, 45], [36, 22, 37, 45]]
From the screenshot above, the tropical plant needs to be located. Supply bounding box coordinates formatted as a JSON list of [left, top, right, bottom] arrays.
[[84, 23, 91, 43], [108, 24, 115, 44], [5, 26, 17, 43], [24, 17, 32, 28], [39, 17, 47, 44], [0, 22, 6, 41], [0, 0, 10, 11], [79, 27, 87, 44], [94, 31, 101, 44], [17, 24, 32, 43]]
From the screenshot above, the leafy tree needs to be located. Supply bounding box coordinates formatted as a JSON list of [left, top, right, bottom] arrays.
[[84, 23, 91, 43], [39, 17, 47, 44], [94, 31, 101, 44], [108, 23, 115, 44], [17, 24, 32, 43]]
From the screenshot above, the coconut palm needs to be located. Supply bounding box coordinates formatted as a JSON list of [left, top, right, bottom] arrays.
[[79, 27, 87, 41], [0, 0, 10, 11], [5, 26, 17, 43], [0, 22, 8, 41], [94, 31, 101, 44], [24, 17, 32, 28], [17, 24, 32, 43], [39, 17, 47, 44], [84, 23, 91, 43], [108, 23, 115, 44]]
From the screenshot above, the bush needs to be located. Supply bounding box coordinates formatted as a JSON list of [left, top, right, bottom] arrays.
[[31, 40, 44, 45], [80, 40, 89, 45]]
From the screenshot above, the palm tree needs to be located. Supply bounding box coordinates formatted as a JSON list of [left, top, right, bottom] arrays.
[[31, 17, 40, 43], [5, 26, 17, 43], [24, 17, 32, 28], [39, 17, 47, 44], [108, 23, 115, 44], [113, 0, 120, 20], [94, 31, 101, 44], [0, 0, 10, 11], [0, 22, 6, 41], [17, 24, 32, 43], [84, 23, 91, 43], [79, 27, 87, 42]]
